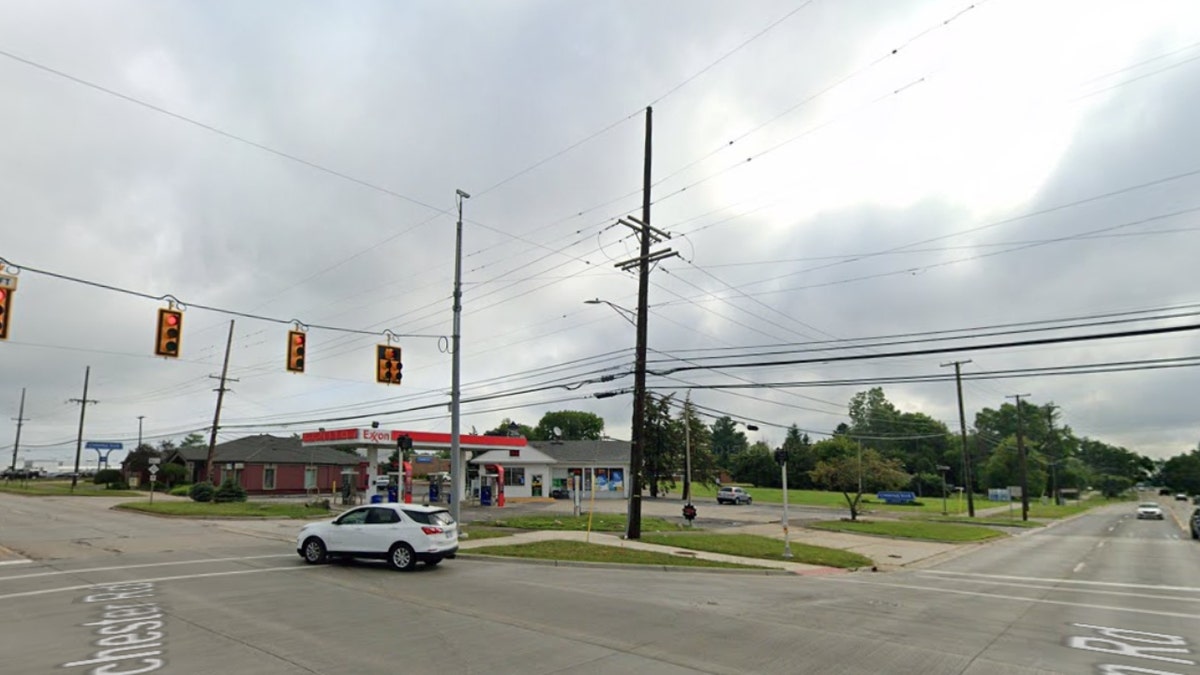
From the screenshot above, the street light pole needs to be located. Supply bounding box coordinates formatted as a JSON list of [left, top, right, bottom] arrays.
[[450, 188, 470, 525], [937, 464, 950, 516], [781, 457, 793, 559], [137, 415, 145, 449]]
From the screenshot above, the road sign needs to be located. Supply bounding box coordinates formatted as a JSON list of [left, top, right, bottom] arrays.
[[85, 441, 124, 450], [876, 491, 917, 504], [148, 465, 159, 476], [0, 274, 17, 290], [148, 457, 161, 465]]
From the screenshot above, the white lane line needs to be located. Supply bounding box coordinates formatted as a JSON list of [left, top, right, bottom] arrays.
[[0, 560, 32, 566], [1108, 526, 1115, 532], [1073, 562, 1086, 573], [920, 570, 1200, 594], [0, 553, 295, 582], [0, 565, 307, 601], [905, 576, 1200, 604], [1096, 541, 1105, 549], [826, 577, 1200, 621]]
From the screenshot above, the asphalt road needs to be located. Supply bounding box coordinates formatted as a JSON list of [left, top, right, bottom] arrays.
[[1, 493, 1197, 674]]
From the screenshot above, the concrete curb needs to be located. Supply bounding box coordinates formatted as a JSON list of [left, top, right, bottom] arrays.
[[455, 553, 811, 576]]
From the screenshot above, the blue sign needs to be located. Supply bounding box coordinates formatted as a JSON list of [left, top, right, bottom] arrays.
[[877, 491, 916, 504], [415, 456, 433, 463], [85, 442, 124, 450]]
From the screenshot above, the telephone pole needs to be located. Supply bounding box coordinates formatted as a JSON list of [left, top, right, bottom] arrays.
[[9, 387, 27, 472], [137, 415, 145, 449], [205, 320, 237, 482], [941, 360, 975, 517], [1046, 403, 1059, 506], [1007, 393, 1031, 521], [69, 367, 98, 491], [616, 106, 677, 540]]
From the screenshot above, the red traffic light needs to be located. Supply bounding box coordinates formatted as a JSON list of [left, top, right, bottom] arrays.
[[154, 308, 183, 358], [286, 330, 307, 373]]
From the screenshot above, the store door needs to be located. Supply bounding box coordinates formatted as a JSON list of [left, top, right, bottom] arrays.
[[531, 474, 543, 497]]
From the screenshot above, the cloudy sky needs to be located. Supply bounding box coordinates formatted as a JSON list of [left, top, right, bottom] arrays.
[[2, 0, 1198, 468]]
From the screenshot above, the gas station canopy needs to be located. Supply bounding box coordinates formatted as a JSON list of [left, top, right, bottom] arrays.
[[301, 427, 527, 452]]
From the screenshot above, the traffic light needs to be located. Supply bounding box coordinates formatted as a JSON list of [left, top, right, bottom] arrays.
[[154, 308, 183, 357], [376, 344, 402, 384], [774, 449, 787, 466], [286, 330, 306, 373], [396, 434, 413, 452], [0, 287, 12, 340]]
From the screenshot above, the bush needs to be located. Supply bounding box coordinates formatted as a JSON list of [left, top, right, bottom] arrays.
[[189, 481, 215, 503], [169, 484, 193, 497], [213, 478, 247, 503], [93, 469, 124, 486]]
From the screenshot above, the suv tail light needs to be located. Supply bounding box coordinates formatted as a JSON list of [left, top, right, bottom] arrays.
[[421, 526, 444, 535]]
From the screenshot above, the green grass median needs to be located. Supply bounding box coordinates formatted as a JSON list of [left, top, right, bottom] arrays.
[[460, 526, 517, 541], [0, 480, 143, 497], [466, 540, 764, 569], [807, 519, 1006, 543], [117, 501, 331, 519], [640, 532, 872, 568], [479, 513, 683, 533]]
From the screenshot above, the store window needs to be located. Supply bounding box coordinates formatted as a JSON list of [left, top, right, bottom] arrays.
[[504, 467, 526, 487], [304, 466, 317, 490]]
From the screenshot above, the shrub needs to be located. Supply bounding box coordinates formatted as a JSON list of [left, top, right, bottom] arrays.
[[189, 481, 215, 502], [169, 484, 193, 497], [213, 478, 247, 503], [93, 469, 124, 486]]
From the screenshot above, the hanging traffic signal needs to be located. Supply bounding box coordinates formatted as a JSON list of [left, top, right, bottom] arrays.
[[376, 345, 403, 384], [286, 330, 307, 373], [154, 308, 183, 357], [0, 287, 12, 340]]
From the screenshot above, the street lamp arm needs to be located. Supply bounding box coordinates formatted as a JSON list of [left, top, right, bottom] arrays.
[[584, 298, 637, 327]]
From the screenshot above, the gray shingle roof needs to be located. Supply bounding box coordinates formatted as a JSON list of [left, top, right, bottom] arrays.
[[526, 439, 630, 465], [166, 435, 361, 465]]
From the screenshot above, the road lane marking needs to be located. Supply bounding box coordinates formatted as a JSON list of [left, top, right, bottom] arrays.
[[1097, 541, 1106, 549], [920, 570, 1200, 594], [1069, 623, 1195, 671], [1075, 562, 1087, 573], [0, 554, 294, 582], [0, 565, 306, 601], [0, 560, 32, 566], [824, 578, 1200, 621], [906, 576, 1200, 604]]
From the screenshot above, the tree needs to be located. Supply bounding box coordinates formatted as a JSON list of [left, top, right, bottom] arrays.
[[731, 442, 779, 487], [482, 418, 535, 438], [641, 394, 683, 497], [533, 411, 604, 441], [180, 433, 206, 448], [981, 437, 1047, 497], [710, 417, 748, 468], [809, 447, 910, 521], [782, 426, 815, 489], [122, 444, 162, 476], [158, 462, 187, 488], [1159, 450, 1200, 495]]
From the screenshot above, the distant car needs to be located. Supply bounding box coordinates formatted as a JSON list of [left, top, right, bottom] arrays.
[[296, 503, 458, 571], [1177, 494, 1189, 502], [1136, 502, 1164, 520], [717, 486, 752, 505], [1159, 488, 1172, 496]]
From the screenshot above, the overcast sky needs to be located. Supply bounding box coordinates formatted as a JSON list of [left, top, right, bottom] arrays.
[[2, 0, 1198, 467]]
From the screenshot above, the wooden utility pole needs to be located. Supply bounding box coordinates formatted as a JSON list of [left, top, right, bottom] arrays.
[[941, 360, 975, 516], [205, 321, 236, 483], [69, 367, 98, 491], [9, 387, 26, 473], [1008, 393, 1031, 521]]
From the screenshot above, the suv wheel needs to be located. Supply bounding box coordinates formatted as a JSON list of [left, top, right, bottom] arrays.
[[301, 537, 327, 564], [388, 542, 417, 571]]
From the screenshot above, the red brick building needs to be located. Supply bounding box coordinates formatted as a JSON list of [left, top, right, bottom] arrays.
[[165, 435, 367, 495]]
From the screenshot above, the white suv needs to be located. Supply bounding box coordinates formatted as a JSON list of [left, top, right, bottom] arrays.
[[717, 486, 753, 505], [297, 503, 458, 571]]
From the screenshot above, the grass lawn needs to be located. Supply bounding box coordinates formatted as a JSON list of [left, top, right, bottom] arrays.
[[640, 532, 872, 568], [479, 513, 683, 533], [913, 515, 1042, 529], [117, 501, 331, 519], [690, 484, 988, 516], [0, 480, 143, 497], [467, 540, 763, 569], [460, 526, 517, 541], [807, 519, 1007, 543]]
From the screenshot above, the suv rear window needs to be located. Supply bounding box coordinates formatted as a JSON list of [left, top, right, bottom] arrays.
[[403, 509, 455, 526]]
